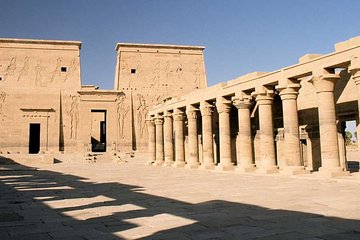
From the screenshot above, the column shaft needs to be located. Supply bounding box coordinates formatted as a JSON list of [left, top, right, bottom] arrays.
[[200, 104, 215, 169], [146, 118, 156, 165], [217, 101, 234, 170], [163, 113, 174, 166], [155, 118, 164, 165], [186, 109, 199, 168], [173, 111, 186, 167]]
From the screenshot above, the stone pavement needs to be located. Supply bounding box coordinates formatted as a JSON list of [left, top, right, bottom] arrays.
[[1, 157, 360, 240]]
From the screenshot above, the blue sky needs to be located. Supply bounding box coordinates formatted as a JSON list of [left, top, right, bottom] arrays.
[[1, 0, 360, 90]]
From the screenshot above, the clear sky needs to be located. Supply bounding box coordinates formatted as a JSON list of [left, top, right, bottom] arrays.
[[1, 0, 360, 90]]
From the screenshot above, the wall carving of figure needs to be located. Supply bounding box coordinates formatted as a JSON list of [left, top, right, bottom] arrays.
[[116, 94, 129, 139], [165, 61, 172, 83], [176, 62, 183, 80], [65, 58, 77, 82], [67, 95, 79, 140], [50, 57, 62, 82], [193, 63, 201, 88], [136, 94, 149, 138], [151, 61, 161, 87], [35, 60, 44, 86], [0, 91, 7, 118], [5, 57, 16, 78], [17, 56, 29, 82]]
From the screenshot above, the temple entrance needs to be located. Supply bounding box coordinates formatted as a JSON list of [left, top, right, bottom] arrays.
[[29, 123, 40, 154], [91, 110, 107, 152]]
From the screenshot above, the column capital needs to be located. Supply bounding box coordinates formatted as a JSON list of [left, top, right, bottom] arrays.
[[276, 83, 301, 101], [145, 117, 155, 126], [348, 58, 360, 84], [232, 95, 252, 109], [163, 111, 172, 118], [186, 106, 199, 119], [154, 116, 164, 125], [216, 99, 232, 113], [308, 74, 340, 93], [251, 86, 274, 105], [200, 102, 214, 116], [172, 109, 185, 121]]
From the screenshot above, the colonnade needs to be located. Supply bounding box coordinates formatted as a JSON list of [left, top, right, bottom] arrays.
[[147, 67, 360, 177]]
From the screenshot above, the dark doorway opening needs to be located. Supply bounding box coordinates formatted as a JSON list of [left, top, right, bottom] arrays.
[[91, 110, 107, 152], [29, 123, 40, 154]]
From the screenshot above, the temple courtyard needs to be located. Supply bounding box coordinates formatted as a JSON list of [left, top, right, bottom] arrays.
[[0, 157, 360, 240]]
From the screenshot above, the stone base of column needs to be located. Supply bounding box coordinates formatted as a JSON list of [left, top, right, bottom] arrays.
[[235, 165, 256, 173], [186, 162, 200, 169], [318, 167, 350, 178], [256, 166, 279, 174], [280, 166, 310, 175], [216, 163, 235, 171], [163, 161, 174, 167], [172, 161, 186, 168], [154, 160, 164, 166], [199, 163, 215, 170]]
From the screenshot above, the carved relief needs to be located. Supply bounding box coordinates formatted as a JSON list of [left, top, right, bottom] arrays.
[[193, 63, 200, 88], [136, 94, 149, 138], [5, 57, 16, 78], [65, 58, 77, 82], [67, 95, 79, 139], [0, 91, 7, 118], [116, 94, 129, 139], [120, 60, 129, 77], [50, 57, 62, 82], [176, 62, 183, 80], [17, 56, 29, 82], [35, 60, 44, 86], [165, 61, 172, 83], [151, 61, 161, 87]]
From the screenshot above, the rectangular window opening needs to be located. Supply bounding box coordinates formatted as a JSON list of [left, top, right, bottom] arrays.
[[61, 67, 67, 72], [131, 69, 136, 74]]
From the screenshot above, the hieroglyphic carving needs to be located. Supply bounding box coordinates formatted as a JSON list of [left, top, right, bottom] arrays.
[[67, 95, 79, 139], [116, 94, 129, 139], [17, 56, 29, 82], [136, 94, 149, 138], [151, 61, 161, 87], [120, 60, 129, 77], [0, 91, 7, 118], [65, 58, 77, 82], [35, 60, 44, 86], [5, 57, 16, 78], [165, 61, 171, 83], [50, 57, 61, 82], [176, 62, 183, 80], [193, 63, 200, 88]]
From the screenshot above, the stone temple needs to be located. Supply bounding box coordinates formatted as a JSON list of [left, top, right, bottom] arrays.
[[1, 36, 360, 177]]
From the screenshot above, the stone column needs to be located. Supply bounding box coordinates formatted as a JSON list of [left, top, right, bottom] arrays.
[[200, 102, 215, 170], [163, 111, 174, 166], [186, 106, 200, 168], [173, 109, 186, 167], [349, 64, 360, 160], [252, 87, 279, 174], [146, 117, 156, 165], [216, 99, 234, 171], [232, 95, 255, 172], [309, 74, 349, 177], [277, 83, 309, 175], [154, 116, 164, 166]]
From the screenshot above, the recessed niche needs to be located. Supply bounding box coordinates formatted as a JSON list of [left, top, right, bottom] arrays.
[[131, 69, 136, 74], [61, 67, 67, 72]]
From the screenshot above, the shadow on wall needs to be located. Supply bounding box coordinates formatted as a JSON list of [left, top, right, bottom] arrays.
[[0, 156, 360, 239]]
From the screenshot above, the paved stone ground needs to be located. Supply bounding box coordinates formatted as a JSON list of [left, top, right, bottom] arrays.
[[1, 157, 360, 240]]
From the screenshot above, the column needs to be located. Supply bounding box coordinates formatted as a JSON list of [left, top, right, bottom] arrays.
[[309, 74, 349, 177], [200, 102, 215, 169], [216, 99, 234, 171], [277, 83, 309, 175], [186, 106, 200, 168], [173, 109, 186, 167], [349, 64, 360, 159], [146, 117, 155, 165], [252, 87, 279, 174], [154, 116, 164, 166], [232, 95, 255, 172], [163, 111, 174, 166]]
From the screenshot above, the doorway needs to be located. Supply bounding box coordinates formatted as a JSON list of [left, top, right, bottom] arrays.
[[91, 110, 107, 152], [29, 123, 40, 154]]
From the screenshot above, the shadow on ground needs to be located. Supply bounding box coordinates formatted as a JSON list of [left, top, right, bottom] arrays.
[[0, 156, 360, 240]]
